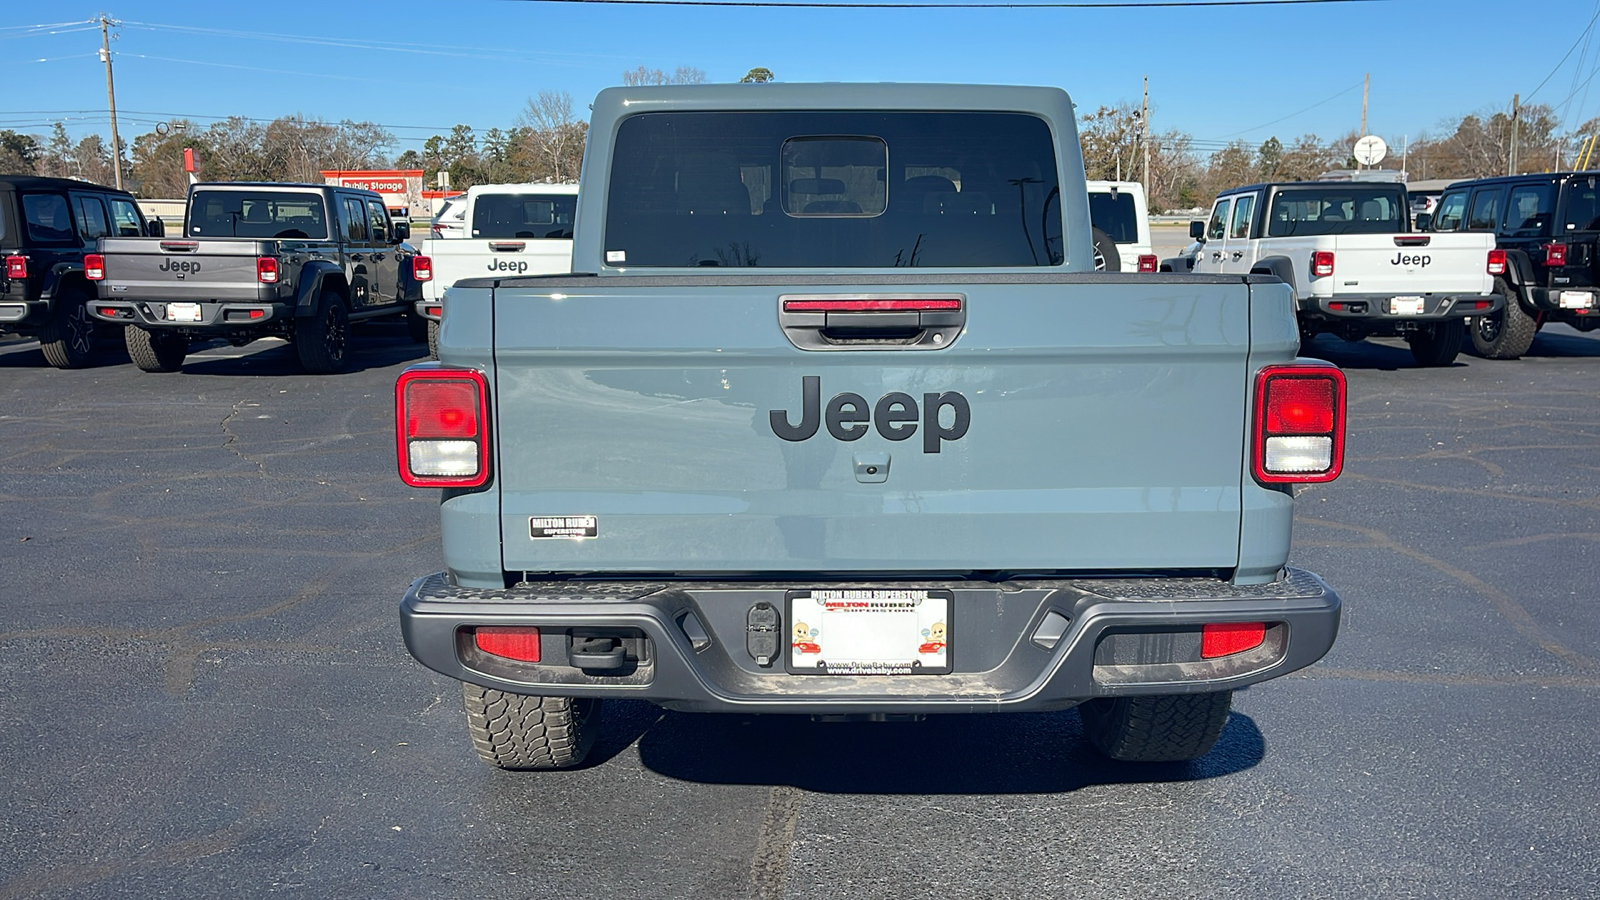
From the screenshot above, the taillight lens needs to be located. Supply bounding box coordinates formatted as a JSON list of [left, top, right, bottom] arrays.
[[84, 254, 105, 281], [1137, 254, 1158, 273], [5, 256, 26, 279], [1253, 364, 1346, 484], [396, 367, 489, 487], [1487, 249, 1507, 275], [1543, 243, 1567, 266], [257, 257, 279, 284], [1201, 622, 1266, 658], [412, 255, 433, 282], [1311, 251, 1334, 278], [474, 626, 541, 662]]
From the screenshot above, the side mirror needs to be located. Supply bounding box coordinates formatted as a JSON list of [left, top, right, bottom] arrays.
[[1189, 220, 1205, 240], [1414, 212, 1432, 232], [146, 219, 165, 238], [393, 221, 410, 242]]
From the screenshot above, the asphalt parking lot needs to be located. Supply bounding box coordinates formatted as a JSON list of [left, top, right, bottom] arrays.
[[2, 322, 1598, 899]]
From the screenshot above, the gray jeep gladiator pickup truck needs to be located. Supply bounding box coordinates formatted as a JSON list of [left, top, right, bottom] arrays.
[[88, 182, 428, 373], [395, 84, 1347, 769]]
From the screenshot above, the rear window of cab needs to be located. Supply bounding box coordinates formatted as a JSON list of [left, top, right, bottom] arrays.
[[604, 111, 1063, 268]]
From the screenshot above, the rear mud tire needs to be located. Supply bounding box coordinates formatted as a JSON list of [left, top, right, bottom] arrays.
[[1407, 318, 1464, 367], [125, 326, 188, 373], [1469, 279, 1537, 359], [1092, 227, 1122, 272], [37, 293, 97, 369], [1080, 691, 1233, 762], [427, 319, 439, 360], [295, 293, 350, 374], [462, 684, 600, 770], [407, 311, 430, 344]]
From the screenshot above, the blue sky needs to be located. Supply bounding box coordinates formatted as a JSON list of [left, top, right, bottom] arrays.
[[6, 0, 1600, 160]]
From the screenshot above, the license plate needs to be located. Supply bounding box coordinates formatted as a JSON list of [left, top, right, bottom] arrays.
[[787, 589, 952, 675], [1390, 296, 1425, 315], [166, 302, 202, 322], [1560, 291, 1593, 309]]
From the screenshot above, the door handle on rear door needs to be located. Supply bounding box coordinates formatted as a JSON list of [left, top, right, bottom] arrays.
[[349, 253, 365, 261], [372, 253, 386, 261], [1231, 251, 1244, 261], [1211, 251, 1222, 261]]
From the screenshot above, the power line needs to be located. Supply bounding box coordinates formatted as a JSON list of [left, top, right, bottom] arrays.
[[1207, 80, 1363, 140], [1525, 3, 1600, 103], [500, 0, 1381, 6]]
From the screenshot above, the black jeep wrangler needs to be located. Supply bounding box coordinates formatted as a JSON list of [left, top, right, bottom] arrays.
[[0, 176, 162, 368], [1424, 172, 1600, 358]]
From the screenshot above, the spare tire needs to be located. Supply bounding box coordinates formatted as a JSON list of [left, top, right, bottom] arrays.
[[1092, 227, 1121, 272]]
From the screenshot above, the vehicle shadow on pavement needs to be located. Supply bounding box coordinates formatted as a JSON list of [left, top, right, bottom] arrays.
[[175, 333, 429, 376], [1302, 327, 1600, 371], [622, 702, 1264, 792]]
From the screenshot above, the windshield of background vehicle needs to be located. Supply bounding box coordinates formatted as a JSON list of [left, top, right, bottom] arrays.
[[471, 194, 577, 239], [1265, 187, 1407, 237], [1088, 191, 1138, 243], [604, 111, 1063, 267], [187, 191, 329, 239]]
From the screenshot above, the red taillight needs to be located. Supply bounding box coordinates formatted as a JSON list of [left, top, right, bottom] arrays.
[[1311, 251, 1334, 278], [1543, 243, 1567, 267], [425, 305, 442, 317], [1137, 254, 1158, 273], [1253, 364, 1346, 485], [474, 626, 541, 662], [5, 256, 26, 279], [412, 255, 433, 282], [1201, 622, 1266, 658], [256, 257, 278, 284], [782, 298, 961, 312], [84, 254, 105, 281], [1487, 249, 1507, 275], [395, 367, 489, 488]]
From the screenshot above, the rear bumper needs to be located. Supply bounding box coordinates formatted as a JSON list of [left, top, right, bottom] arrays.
[[88, 300, 293, 329], [1528, 286, 1600, 313], [399, 569, 1341, 714], [413, 299, 442, 322], [1299, 292, 1501, 323]]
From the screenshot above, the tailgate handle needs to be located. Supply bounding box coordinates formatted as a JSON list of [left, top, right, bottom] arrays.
[[490, 242, 526, 252], [160, 241, 199, 252], [1394, 236, 1431, 246], [779, 294, 965, 351]]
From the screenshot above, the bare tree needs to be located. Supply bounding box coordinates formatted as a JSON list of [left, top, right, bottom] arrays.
[[621, 65, 707, 86], [519, 91, 587, 182]]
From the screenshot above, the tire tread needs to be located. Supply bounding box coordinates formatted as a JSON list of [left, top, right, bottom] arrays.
[[1080, 691, 1233, 762], [461, 684, 598, 770]]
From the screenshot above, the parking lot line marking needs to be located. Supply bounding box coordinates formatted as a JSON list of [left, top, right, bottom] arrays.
[[1300, 517, 1598, 674]]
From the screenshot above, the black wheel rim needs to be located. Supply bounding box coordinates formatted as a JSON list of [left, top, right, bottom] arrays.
[[325, 307, 347, 360], [1476, 311, 1502, 343], [67, 303, 94, 356]]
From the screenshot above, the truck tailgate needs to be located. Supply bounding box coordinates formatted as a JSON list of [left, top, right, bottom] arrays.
[[1314, 234, 1496, 297], [423, 237, 572, 300], [98, 237, 267, 302], [486, 275, 1263, 574]]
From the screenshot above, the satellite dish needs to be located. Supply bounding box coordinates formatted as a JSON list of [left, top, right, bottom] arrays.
[[1353, 135, 1388, 166]]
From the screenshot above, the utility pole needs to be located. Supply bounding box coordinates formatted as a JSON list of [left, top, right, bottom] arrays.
[[1141, 76, 1150, 200], [99, 14, 123, 190], [1360, 73, 1369, 136], [1508, 93, 1520, 176]]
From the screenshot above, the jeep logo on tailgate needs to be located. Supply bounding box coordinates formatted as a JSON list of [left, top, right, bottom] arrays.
[[158, 259, 201, 274], [1391, 253, 1431, 267], [769, 376, 970, 453], [486, 259, 529, 274]]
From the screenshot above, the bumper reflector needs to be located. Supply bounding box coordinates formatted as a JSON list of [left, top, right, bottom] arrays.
[[475, 626, 541, 662], [1201, 622, 1266, 658]]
